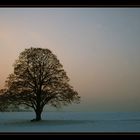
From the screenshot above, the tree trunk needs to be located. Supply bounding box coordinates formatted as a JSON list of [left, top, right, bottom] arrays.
[[35, 110, 42, 121], [31, 109, 43, 122]]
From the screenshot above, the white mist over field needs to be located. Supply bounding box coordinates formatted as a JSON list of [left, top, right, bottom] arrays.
[[0, 112, 140, 132]]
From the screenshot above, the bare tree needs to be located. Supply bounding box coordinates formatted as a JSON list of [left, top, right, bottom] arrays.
[[0, 47, 80, 121]]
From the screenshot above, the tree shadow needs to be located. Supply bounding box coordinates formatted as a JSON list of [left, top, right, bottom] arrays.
[[2, 119, 94, 126]]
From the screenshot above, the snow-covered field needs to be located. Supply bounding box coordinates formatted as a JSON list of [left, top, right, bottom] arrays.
[[0, 112, 140, 132]]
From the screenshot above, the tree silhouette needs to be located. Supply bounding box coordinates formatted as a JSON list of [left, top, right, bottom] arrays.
[[0, 47, 80, 121]]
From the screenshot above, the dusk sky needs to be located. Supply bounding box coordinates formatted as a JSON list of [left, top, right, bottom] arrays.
[[0, 8, 140, 112]]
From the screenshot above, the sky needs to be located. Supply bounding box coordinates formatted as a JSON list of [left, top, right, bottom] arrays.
[[0, 8, 140, 112]]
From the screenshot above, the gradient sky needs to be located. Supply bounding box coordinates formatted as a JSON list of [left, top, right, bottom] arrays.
[[0, 8, 140, 112]]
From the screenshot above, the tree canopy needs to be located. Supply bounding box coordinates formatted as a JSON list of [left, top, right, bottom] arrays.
[[0, 47, 80, 121]]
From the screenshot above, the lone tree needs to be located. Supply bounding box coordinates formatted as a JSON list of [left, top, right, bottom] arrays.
[[0, 47, 80, 121]]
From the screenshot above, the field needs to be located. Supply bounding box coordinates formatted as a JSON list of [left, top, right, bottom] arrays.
[[0, 112, 140, 132]]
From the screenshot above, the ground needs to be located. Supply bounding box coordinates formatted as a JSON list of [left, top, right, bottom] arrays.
[[0, 112, 140, 132]]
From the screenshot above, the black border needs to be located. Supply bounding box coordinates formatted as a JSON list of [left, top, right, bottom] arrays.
[[0, 132, 140, 137], [0, 0, 140, 7], [1, 132, 140, 135], [0, 1, 140, 136]]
